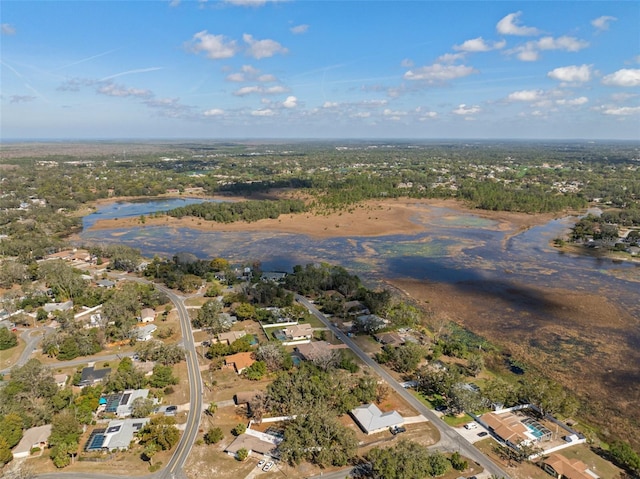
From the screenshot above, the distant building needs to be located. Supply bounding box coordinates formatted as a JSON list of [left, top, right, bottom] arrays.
[[295, 341, 341, 362], [217, 330, 246, 345], [79, 366, 111, 387], [53, 374, 68, 388]]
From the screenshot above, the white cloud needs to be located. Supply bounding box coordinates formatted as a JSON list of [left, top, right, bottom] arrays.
[[556, 97, 588, 106], [203, 108, 225, 116], [436, 52, 466, 64], [226, 65, 277, 83], [453, 37, 506, 52], [233, 85, 288, 96], [243, 34, 288, 59], [404, 63, 476, 82], [251, 108, 275, 116], [10, 95, 36, 103], [97, 82, 152, 98], [383, 109, 407, 116], [602, 106, 640, 116], [323, 101, 338, 108], [591, 16, 617, 31], [283, 96, 297, 108], [1, 23, 16, 35], [453, 104, 481, 115], [351, 112, 371, 118], [602, 69, 640, 87], [507, 90, 543, 102], [290, 24, 309, 35], [224, 0, 281, 5], [188, 31, 238, 59], [496, 12, 541, 36], [401, 58, 414, 68], [547, 64, 592, 83], [511, 36, 589, 61], [169, 0, 181, 7]]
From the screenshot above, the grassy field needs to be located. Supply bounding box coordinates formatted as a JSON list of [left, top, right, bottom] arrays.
[[0, 336, 25, 371]]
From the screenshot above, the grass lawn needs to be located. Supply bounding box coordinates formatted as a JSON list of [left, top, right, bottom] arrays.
[[0, 336, 25, 371], [558, 444, 623, 479], [184, 296, 208, 307], [442, 413, 474, 427]]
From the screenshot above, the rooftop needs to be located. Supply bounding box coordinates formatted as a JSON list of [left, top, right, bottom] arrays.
[[350, 403, 404, 434]]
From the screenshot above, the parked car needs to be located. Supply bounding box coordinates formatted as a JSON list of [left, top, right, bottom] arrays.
[[477, 431, 488, 437], [464, 422, 477, 430], [257, 459, 266, 468], [390, 426, 407, 435], [263, 461, 274, 471], [435, 405, 447, 412]]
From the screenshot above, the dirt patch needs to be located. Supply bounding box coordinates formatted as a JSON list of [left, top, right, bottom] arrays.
[[388, 276, 640, 447], [84, 197, 556, 241]]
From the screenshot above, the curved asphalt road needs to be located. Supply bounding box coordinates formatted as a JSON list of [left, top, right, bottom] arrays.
[[296, 295, 511, 479], [33, 283, 203, 479]]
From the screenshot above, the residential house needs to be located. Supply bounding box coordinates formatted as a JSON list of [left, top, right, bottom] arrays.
[[282, 323, 313, 341], [234, 391, 261, 406], [355, 314, 387, 332], [541, 454, 600, 479], [96, 279, 116, 288], [53, 374, 68, 388], [374, 331, 405, 347], [225, 433, 279, 458], [85, 418, 150, 452], [12, 424, 52, 458], [139, 308, 156, 323], [350, 403, 404, 435], [79, 366, 112, 387], [134, 360, 156, 377], [134, 324, 157, 342], [261, 271, 287, 283], [116, 389, 151, 417], [481, 412, 530, 447], [43, 301, 74, 314], [295, 341, 341, 362], [218, 330, 246, 345], [225, 352, 255, 374]]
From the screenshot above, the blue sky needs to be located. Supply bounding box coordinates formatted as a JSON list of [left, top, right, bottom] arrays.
[[1, 0, 639, 140]]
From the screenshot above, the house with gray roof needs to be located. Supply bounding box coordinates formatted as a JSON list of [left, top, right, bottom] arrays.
[[12, 424, 52, 458], [350, 403, 404, 435], [85, 418, 149, 452], [79, 365, 111, 387]]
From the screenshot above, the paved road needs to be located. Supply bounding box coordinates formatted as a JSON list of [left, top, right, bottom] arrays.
[[296, 295, 511, 479], [155, 285, 203, 479], [32, 282, 203, 479], [1, 326, 53, 375]]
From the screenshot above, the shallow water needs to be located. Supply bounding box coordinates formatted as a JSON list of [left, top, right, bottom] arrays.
[[79, 199, 640, 320]]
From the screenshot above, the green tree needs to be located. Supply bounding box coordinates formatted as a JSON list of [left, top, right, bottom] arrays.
[[244, 361, 267, 381], [232, 423, 247, 436], [193, 299, 228, 334], [609, 440, 640, 474], [0, 436, 13, 467], [141, 443, 157, 466], [131, 397, 155, 418], [0, 327, 18, 350], [149, 364, 178, 388], [204, 427, 223, 445], [236, 447, 249, 461], [0, 413, 24, 448], [138, 416, 180, 451]]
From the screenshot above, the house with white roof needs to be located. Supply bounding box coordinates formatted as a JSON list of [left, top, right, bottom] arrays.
[[350, 403, 404, 435]]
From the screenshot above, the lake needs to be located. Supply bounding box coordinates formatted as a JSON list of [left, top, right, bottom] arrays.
[[79, 198, 640, 320]]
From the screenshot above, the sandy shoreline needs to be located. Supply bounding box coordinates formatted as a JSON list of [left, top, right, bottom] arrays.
[[85, 195, 559, 239]]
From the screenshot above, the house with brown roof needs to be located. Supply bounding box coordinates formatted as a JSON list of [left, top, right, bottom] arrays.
[[218, 330, 247, 345], [225, 352, 255, 374], [374, 331, 405, 347], [282, 323, 313, 341], [541, 454, 599, 479], [295, 340, 343, 362], [482, 412, 530, 447]]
